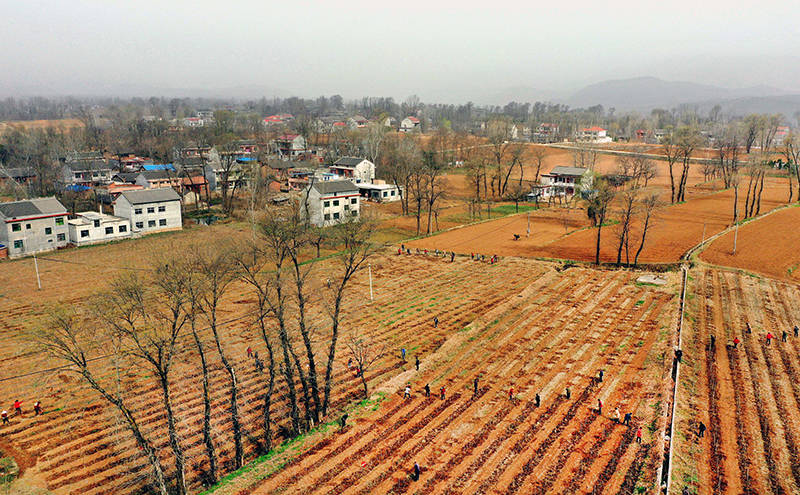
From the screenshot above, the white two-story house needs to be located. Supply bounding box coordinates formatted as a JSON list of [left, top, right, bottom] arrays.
[[113, 189, 182, 235], [539, 166, 593, 199], [329, 157, 376, 184], [0, 197, 69, 258], [301, 180, 360, 227]]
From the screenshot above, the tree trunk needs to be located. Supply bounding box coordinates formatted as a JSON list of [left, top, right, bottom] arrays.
[[210, 310, 244, 469], [191, 324, 217, 484], [733, 184, 739, 225], [261, 326, 276, 452], [158, 374, 186, 495], [744, 172, 754, 218], [83, 372, 169, 495], [595, 220, 603, 265], [634, 212, 652, 266], [291, 261, 321, 423], [668, 162, 676, 203], [322, 293, 344, 417], [755, 171, 765, 215]]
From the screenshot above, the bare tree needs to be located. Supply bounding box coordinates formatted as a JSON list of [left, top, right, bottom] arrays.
[[585, 178, 616, 265], [362, 122, 387, 165], [782, 131, 800, 201], [346, 331, 387, 399], [321, 218, 376, 416], [33, 308, 170, 495], [529, 145, 548, 185], [633, 194, 659, 266], [195, 244, 245, 468], [98, 263, 189, 495], [571, 141, 598, 171], [614, 190, 638, 266], [661, 131, 682, 203]]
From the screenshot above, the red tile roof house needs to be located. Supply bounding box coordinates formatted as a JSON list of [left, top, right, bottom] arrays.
[[578, 126, 612, 143], [400, 116, 421, 132]]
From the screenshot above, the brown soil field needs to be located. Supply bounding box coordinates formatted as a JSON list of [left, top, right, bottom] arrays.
[[672, 269, 800, 494], [699, 205, 800, 283], [0, 230, 553, 494], [241, 264, 678, 494], [0, 119, 84, 135], [410, 178, 791, 264]]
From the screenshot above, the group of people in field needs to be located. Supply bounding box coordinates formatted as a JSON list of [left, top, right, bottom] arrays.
[[1, 400, 43, 425], [395, 245, 500, 265]]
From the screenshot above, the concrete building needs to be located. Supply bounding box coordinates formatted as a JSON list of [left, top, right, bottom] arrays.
[[0, 197, 69, 258], [329, 157, 376, 184], [539, 166, 593, 199], [68, 211, 131, 246], [113, 188, 182, 235], [400, 116, 421, 132], [357, 182, 402, 202], [578, 126, 612, 143], [301, 180, 360, 227]]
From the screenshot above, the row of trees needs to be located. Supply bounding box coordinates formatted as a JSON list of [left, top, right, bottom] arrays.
[[34, 210, 375, 494]]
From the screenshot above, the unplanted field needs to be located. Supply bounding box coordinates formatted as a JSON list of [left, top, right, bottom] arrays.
[[700, 205, 800, 282], [672, 269, 800, 494], [243, 265, 678, 495], [410, 179, 791, 264], [0, 243, 546, 494]]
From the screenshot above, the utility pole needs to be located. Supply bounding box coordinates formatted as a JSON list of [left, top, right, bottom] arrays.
[[34, 254, 42, 290], [732, 223, 739, 255], [368, 263, 373, 301], [527, 211, 531, 237]]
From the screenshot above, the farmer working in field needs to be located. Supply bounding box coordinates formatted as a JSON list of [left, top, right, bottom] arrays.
[[766, 332, 774, 346], [624, 412, 632, 426], [404, 385, 411, 399], [440, 386, 446, 400], [473, 377, 479, 397], [794, 325, 799, 338], [782, 330, 788, 342], [415, 356, 420, 371], [733, 337, 740, 348], [33, 401, 42, 416], [1, 410, 8, 425], [13, 400, 22, 416], [698, 421, 706, 438], [412, 461, 421, 481], [535, 393, 541, 408], [636, 427, 643, 443], [424, 383, 430, 397]]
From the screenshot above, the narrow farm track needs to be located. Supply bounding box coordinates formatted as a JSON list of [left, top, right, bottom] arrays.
[[672, 267, 800, 494], [247, 265, 677, 495], [0, 252, 545, 495]]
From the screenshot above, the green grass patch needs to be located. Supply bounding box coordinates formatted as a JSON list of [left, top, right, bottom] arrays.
[[0, 456, 18, 484], [489, 204, 539, 215], [635, 299, 645, 306]]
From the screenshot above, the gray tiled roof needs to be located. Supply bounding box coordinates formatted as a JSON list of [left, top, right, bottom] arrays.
[[0, 197, 67, 219], [119, 188, 180, 205], [333, 157, 366, 167], [311, 180, 358, 195], [547, 166, 589, 176]]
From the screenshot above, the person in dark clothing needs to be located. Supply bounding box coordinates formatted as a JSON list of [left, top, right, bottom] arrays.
[[565, 388, 571, 399], [340, 413, 348, 429], [782, 330, 788, 342], [698, 421, 706, 438], [424, 384, 430, 397], [440, 386, 446, 400], [597, 398, 603, 415], [598, 369, 604, 382], [0, 410, 7, 425], [413, 461, 421, 481], [253, 351, 259, 361], [674, 348, 683, 362], [401, 348, 406, 361], [473, 378, 479, 396], [451, 252, 455, 262], [33, 401, 42, 416], [794, 325, 799, 338], [407, 248, 411, 255], [746, 322, 752, 334], [710, 334, 716, 349], [415, 356, 420, 371], [623, 412, 632, 426], [535, 393, 541, 408], [433, 316, 439, 328]]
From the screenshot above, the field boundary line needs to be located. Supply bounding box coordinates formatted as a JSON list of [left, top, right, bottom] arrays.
[[659, 263, 688, 494]]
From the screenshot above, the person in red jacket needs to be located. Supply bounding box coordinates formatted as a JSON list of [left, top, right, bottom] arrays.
[[733, 337, 740, 348], [509, 387, 514, 401], [766, 332, 774, 346], [597, 398, 603, 415], [13, 400, 22, 416], [636, 426, 643, 443], [440, 386, 446, 400]]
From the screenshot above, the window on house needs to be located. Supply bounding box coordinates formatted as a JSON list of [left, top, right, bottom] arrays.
[[57, 233, 65, 241], [351, 198, 358, 204], [332, 200, 339, 206], [94, 220, 101, 228], [135, 222, 144, 229], [333, 212, 340, 219], [11, 223, 21, 232], [324, 213, 331, 220], [382, 192, 387, 197], [159, 219, 167, 226], [55, 217, 64, 225], [351, 210, 358, 216], [13, 240, 23, 249], [26, 223, 31, 230], [148, 220, 156, 227], [158, 205, 166, 212], [147, 207, 155, 214], [391, 190, 396, 196], [323, 201, 330, 208], [45, 227, 52, 235], [105, 227, 113, 234], [134, 208, 143, 215], [119, 225, 127, 233], [80, 230, 89, 238]]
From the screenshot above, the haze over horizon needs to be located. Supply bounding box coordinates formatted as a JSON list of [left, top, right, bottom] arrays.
[[3, 0, 800, 104]]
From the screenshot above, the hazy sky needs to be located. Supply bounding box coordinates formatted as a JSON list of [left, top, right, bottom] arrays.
[[2, 0, 799, 102]]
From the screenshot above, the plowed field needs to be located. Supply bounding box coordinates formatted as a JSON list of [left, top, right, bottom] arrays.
[[0, 243, 550, 494], [239, 264, 678, 494], [672, 268, 800, 494], [700, 205, 800, 283]]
